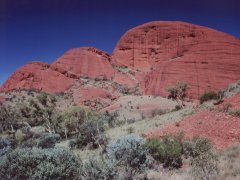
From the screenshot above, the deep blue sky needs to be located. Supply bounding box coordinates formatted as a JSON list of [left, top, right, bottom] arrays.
[[0, 0, 239, 85]]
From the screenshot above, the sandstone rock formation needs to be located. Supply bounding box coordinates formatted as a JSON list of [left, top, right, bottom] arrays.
[[0, 62, 75, 94], [1, 21, 240, 102], [113, 21, 240, 98]]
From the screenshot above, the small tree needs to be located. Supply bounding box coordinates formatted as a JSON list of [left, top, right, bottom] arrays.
[[72, 119, 107, 150], [167, 81, 188, 107]]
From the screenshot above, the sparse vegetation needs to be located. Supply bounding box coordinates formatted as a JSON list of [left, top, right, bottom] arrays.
[[0, 83, 238, 179], [167, 81, 188, 107], [199, 91, 220, 104], [229, 109, 240, 117]]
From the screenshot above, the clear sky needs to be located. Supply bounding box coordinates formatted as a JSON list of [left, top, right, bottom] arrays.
[[0, 0, 239, 85]]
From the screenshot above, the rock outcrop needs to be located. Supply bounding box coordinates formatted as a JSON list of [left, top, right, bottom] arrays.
[[0, 62, 75, 93], [52, 47, 115, 80], [113, 21, 240, 97], [1, 21, 240, 101]]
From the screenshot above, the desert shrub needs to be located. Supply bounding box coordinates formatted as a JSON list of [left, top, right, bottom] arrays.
[[126, 126, 134, 134], [20, 138, 37, 148], [183, 140, 197, 158], [37, 133, 60, 149], [151, 109, 168, 117], [174, 104, 182, 111], [55, 106, 98, 138], [82, 156, 117, 180], [189, 137, 218, 180], [0, 139, 12, 157], [15, 129, 25, 145], [146, 134, 183, 168], [0, 148, 82, 180], [100, 111, 118, 128], [222, 103, 232, 112], [106, 134, 152, 179], [72, 119, 107, 150], [167, 81, 188, 106], [0, 104, 17, 132], [229, 109, 240, 117], [199, 91, 219, 104], [36, 93, 48, 106], [118, 84, 130, 94]]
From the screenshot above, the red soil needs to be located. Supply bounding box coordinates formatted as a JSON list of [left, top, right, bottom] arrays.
[[220, 93, 240, 110], [146, 110, 240, 149]]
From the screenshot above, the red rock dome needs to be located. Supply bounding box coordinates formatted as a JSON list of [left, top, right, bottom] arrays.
[[0, 62, 75, 93], [52, 47, 115, 80], [113, 21, 240, 97], [1, 21, 240, 99]]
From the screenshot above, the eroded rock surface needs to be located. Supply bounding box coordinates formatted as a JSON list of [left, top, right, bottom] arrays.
[[113, 21, 240, 97]]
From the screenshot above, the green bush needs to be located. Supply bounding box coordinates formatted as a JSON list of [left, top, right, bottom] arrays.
[[106, 134, 151, 179], [146, 135, 183, 168], [0, 148, 82, 180], [174, 105, 182, 111], [82, 156, 117, 180], [37, 134, 60, 149], [0, 139, 12, 157], [167, 81, 188, 107], [55, 106, 99, 138], [199, 91, 219, 104], [229, 109, 240, 117], [188, 137, 219, 180], [0, 104, 17, 132], [72, 120, 107, 150]]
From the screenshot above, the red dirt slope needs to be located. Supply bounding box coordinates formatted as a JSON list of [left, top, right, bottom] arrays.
[[146, 110, 240, 149]]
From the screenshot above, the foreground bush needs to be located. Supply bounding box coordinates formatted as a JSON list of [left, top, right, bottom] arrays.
[[82, 156, 116, 180], [0, 148, 82, 179], [72, 120, 107, 150], [37, 133, 60, 149], [188, 137, 219, 180], [146, 134, 183, 168], [106, 134, 151, 179], [0, 139, 12, 157]]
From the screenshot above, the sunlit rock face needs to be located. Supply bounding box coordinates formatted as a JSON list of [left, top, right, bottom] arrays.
[[1, 21, 240, 99], [113, 21, 240, 98]]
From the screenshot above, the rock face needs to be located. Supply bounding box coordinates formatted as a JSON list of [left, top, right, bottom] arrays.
[[0, 62, 75, 93], [52, 47, 115, 80], [1, 21, 240, 101], [113, 21, 240, 97]]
